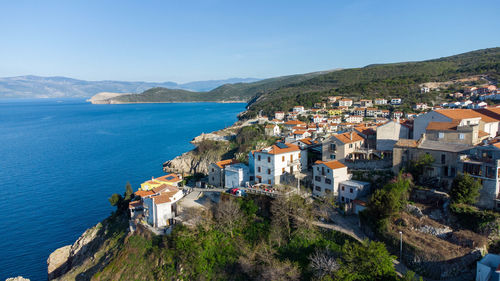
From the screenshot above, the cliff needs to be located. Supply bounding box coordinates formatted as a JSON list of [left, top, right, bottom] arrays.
[[87, 92, 128, 104], [47, 214, 129, 280]]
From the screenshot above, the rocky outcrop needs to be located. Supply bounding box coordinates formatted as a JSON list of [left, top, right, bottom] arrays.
[[163, 150, 214, 175], [6, 277, 30, 281], [87, 92, 128, 104], [47, 222, 104, 280]]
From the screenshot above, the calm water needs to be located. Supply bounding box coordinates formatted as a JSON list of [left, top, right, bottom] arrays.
[[0, 99, 245, 280]]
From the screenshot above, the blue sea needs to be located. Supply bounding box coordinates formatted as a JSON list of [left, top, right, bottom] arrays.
[[0, 99, 245, 280]]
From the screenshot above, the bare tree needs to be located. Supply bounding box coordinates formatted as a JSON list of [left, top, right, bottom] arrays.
[[309, 249, 339, 278], [214, 198, 243, 237]]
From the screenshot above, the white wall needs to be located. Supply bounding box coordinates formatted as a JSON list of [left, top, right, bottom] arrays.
[[312, 164, 349, 196], [254, 150, 300, 185], [376, 121, 409, 151]]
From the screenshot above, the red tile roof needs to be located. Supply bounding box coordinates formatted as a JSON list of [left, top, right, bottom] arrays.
[[256, 143, 300, 155], [216, 159, 239, 168], [314, 160, 346, 170], [333, 131, 364, 144]]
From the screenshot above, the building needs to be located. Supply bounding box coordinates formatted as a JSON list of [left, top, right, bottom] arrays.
[[413, 108, 500, 140], [312, 160, 349, 197], [293, 106, 305, 113], [365, 107, 382, 117], [425, 121, 489, 145], [345, 115, 363, 123], [338, 98, 353, 107], [392, 111, 403, 119], [458, 143, 500, 209], [225, 163, 250, 188], [476, 253, 500, 281], [393, 138, 472, 188], [208, 159, 239, 187], [254, 142, 301, 185], [140, 174, 182, 191], [265, 124, 281, 136], [376, 120, 410, 152], [391, 98, 402, 105], [142, 185, 184, 228], [338, 180, 371, 205], [275, 111, 285, 120], [420, 87, 430, 93], [353, 107, 366, 116], [360, 99, 373, 107], [375, 98, 387, 105], [284, 120, 306, 130], [413, 103, 429, 111], [322, 131, 365, 162]]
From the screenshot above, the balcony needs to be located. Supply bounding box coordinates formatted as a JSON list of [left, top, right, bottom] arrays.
[[286, 159, 300, 166]]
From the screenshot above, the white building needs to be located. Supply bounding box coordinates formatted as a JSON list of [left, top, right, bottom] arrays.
[[376, 120, 410, 151], [312, 160, 349, 197], [338, 180, 371, 204], [143, 185, 184, 228], [225, 163, 250, 188], [375, 98, 388, 105], [391, 98, 402, 105], [254, 142, 301, 185], [275, 111, 285, 120], [345, 115, 363, 123], [293, 106, 305, 113], [421, 87, 430, 93], [265, 124, 281, 136], [413, 103, 429, 111], [338, 99, 353, 107]]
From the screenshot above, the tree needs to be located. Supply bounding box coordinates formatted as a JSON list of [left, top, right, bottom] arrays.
[[214, 198, 244, 238], [108, 193, 123, 207], [335, 240, 397, 281], [449, 173, 481, 204], [309, 249, 339, 278], [124, 182, 133, 201], [408, 153, 434, 182]]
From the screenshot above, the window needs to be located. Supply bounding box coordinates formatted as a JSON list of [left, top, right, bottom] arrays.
[[211, 168, 214, 172], [268, 179, 271, 184], [349, 144, 353, 148], [268, 157, 271, 163], [267, 169, 271, 175], [341, 186, 345, 191], [211, 177, 214, 181], [315, 176, 321, 182], [257, 167, 261, 172], [258, 155, 261, 161], [327, 169, 330, 173], [438, 132, 444, 139], [282, 168, 285, 173], [315, 186, 321, 191], [317, 167, 320, 171], [350, 188, 353, 193], [282, 156, 285, 161], [325, 179, 332, 184], [330, 154, 336, 159], [459, 133, 464, 140], [441, 154, 446, 164], [290, 155, 294, 161], [341, 196, 345, 202]]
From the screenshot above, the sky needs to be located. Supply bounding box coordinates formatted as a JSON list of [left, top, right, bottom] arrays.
[[0, 0, 499, 83]]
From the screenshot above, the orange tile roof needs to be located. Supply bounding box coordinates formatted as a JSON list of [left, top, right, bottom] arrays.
[[314, 160, 346, 170], [129, 200, 142, 209], [257, 142, 300, 155], [436, 109, 499, 123], [265, 124, 276, 128], [395, 139, 418, 148], [294, 130, 308, 135], [152, 190, 179, 205], [156, 173, 182, 183], [478, 130, 489, 138], [216, 159, 239, 168], [426, 121, 460, 131], [135, 190, 155, 197], [333, 131, 364, 144], [493, 142, 500, 149], [299, 138, 313, 145], [284, 120, 306, 126]]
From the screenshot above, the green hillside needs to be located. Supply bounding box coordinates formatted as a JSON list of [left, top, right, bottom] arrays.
[[242, 47, 500, 118], [110, 71, 332, 103]]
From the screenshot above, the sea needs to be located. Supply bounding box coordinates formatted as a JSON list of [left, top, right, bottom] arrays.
[[0, 99, 246, 280]]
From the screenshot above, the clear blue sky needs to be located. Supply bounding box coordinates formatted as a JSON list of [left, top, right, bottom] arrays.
[[0, 0, 499, 82]]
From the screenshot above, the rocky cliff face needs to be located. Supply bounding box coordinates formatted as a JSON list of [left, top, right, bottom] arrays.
[[47, 214, 128, 281], [163, 150, 215, 175]]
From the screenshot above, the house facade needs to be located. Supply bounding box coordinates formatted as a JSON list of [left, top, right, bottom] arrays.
[[208, 159, 239, 187], [225, 163, 250, 188], [254, 142, 301, 185], [322, 131, 365, 162], [312, 160, 349, 197]]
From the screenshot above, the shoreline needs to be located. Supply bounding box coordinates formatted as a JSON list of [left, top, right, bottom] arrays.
[[90, 100, 248, 104]]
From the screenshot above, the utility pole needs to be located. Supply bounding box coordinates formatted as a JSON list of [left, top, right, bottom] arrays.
[[399, 231, 403, 260]]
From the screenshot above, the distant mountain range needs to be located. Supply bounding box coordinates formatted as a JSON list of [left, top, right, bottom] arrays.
[[0, 75, 260, 99]]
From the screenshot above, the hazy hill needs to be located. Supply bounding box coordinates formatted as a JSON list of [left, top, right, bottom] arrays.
[[108, 70, 337, 104], [241, 47, 500, 118], [0, 75, 260, 99]]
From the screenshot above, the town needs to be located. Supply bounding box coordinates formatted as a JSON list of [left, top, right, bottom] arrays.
[[123, 81, 500, 280]]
